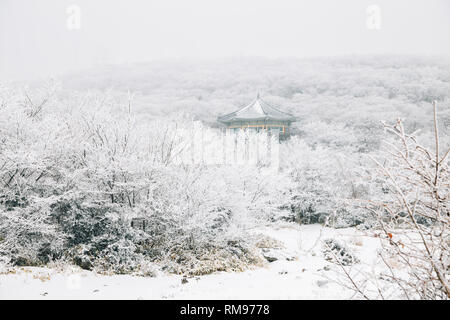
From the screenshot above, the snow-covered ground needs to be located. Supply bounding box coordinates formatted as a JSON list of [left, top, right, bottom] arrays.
[[0, 223, 383, 300]]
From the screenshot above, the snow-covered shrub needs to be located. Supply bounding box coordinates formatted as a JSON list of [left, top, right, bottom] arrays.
[[365, 104, 449, 299], [0, 199, 66, 266], [124, 163, 287, 275], [326, 205, 375, 229], [323, 238, 359, 266], [160, 235, 265, 276], [334, 103, 449, 300], [280, 137, 375, 228], [0, 84, 284, 275]]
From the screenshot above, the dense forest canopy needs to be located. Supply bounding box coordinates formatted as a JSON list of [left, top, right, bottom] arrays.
[[61, 55, 450, 151]]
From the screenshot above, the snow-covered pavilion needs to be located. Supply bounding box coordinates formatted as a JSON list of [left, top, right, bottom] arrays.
[[217, 94, 296, 139]]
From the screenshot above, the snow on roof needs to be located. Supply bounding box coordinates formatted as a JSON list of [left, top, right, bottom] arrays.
[[218, 94, 296, 123]]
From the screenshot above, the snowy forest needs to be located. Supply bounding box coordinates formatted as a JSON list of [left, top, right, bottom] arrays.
[[0, 55, 449, 299]]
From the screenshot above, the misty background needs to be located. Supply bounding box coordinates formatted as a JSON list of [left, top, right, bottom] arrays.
[[1, 0, 450, 81]]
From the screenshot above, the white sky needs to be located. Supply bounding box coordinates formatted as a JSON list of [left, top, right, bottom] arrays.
[[1, 0, 449, 81]]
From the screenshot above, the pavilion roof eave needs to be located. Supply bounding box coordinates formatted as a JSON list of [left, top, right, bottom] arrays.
[[218, 116, 296, 124]]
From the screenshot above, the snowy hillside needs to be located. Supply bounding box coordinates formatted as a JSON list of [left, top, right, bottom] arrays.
[[1, 224, 392, 300]]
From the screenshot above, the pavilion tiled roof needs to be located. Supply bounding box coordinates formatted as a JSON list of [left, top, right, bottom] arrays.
[[218, 94, 296, 124]]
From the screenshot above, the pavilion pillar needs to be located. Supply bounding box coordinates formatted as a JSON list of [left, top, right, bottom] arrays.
[[268, 129, 280, 171]]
